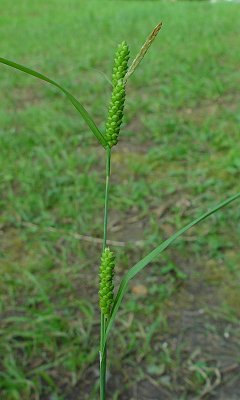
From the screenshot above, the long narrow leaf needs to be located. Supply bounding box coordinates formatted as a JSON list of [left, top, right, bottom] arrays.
[[105, 191, 240, 346], [124, 22, 163, 83], [0, 57, 107, 148]]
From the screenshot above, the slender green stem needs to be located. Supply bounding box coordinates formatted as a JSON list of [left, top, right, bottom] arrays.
[[100, 146, 111, 400], [103, 146, 111, 251], [100, 313, 106, 399]]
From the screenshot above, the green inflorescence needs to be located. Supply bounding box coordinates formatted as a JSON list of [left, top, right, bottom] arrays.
[[105, 41, 130, 148], [112, 41, 130, 87], [99, 248, 115, 318]]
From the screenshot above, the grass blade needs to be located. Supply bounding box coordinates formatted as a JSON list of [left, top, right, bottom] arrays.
[[105, 191, 240, 345], [0, 57, 107, 148], [124, 22, 163, 83]]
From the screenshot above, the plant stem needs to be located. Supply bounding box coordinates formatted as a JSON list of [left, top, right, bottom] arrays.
[[100, 313, 106, 400], [103, 146, 111, 251], [100, 145, 111, 400]]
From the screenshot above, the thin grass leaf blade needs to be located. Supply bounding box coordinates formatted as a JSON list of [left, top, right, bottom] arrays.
[[105, 191, 240, 346], [0, 57, 107, 148], [124, 22, 163, 83]]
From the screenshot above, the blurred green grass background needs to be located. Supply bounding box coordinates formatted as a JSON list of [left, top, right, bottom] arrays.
[[0, 1, 240, 399]]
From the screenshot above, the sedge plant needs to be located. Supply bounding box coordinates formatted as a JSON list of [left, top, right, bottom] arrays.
[[1, 23, 240, 399]]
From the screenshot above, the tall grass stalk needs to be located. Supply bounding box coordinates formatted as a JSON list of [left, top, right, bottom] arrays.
[[100, 146, 111, 399], [1, 23, 240, 400]]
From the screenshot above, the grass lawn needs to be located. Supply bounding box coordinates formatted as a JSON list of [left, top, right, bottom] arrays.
[[0, 1, 240, 399]]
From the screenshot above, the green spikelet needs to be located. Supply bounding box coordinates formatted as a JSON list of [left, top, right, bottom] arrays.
[[105, 81, 126, 147], [105, 41, 130, 148], [99, 248, 115, 318], [112, 41, 130, 87]]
